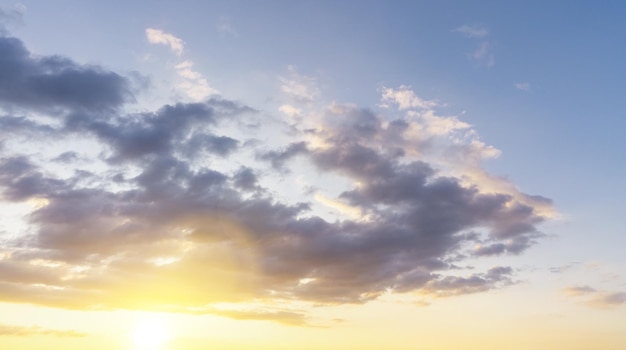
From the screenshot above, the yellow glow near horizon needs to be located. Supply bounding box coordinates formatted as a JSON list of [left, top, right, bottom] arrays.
[[132, 316, 172, 350]]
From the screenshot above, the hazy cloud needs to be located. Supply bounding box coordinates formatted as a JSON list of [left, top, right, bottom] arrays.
[[473, 42, 495, 67], [380, 85, 437, 110], [563, 285, 626, 309], [515, 82, 531, 92], [455, 24, 488, 38], [0, 324, 87, 337], [217, 16, 238, 37]]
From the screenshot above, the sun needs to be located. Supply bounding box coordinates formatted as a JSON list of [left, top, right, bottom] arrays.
[[132, 316, 172, 350]]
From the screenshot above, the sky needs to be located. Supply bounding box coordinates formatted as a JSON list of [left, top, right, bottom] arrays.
[[0, 1, 625, 349]]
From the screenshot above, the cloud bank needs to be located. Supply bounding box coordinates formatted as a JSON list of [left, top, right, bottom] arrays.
[[0, 29, 553, 322]]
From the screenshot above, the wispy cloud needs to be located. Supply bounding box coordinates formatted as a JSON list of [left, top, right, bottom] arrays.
[[145, 28, 184, 56], [515, 82, 531, 92], [563, 285, 626, 309], [145, 28, 218, 101], [472, 41, 495, 67], [280, 66, 319, 103], [0, 324, 87, 337], [455, 24, 495, 67], [217, 16, 238, 37], [454, 24, 488, 38]]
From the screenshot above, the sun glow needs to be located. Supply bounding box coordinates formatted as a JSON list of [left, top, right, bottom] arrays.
[[132, 316, 172, 350]]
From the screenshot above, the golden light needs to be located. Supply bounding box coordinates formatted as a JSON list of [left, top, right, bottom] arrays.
[[132, 316, 172, 350]]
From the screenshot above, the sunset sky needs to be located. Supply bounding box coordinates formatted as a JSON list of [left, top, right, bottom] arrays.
[[1, 1, 625, 349]]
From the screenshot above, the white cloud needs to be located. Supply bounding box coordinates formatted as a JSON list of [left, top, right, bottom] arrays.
[[455, 25, 489, 38], [144, 28, 219, 101], [145, 28, 184, 56], [279, 104, 302, 118], [175, 60, 219, 101], [515, 82, 531, 92], [380, 85, 437, 110]]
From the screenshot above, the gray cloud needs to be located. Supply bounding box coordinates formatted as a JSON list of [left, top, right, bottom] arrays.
[[0, 30, 553, 323], [0, 36, 133, 113], [563, 285, 626, 309]]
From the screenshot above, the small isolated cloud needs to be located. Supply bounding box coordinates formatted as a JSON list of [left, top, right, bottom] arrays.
[[515, 82, 531, 92], [454, 25, 488, 38], [146, 28, 184, 56], [563, 285, 626, 309], [562, 285, 597, 296], [0, 323, 87, 337], [217, 16, 238, 37], [455, 24, 495, 67], [472, 42, 495, 67]]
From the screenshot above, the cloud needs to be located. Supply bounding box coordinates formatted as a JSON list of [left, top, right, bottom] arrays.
[[380, 85, 437, 110], [0, 31, 553, 322], [563, 285, 626, 309], [144, 29, 218, 101], [280, 66, 319, 103], [145, 28, 184, 56], [424, 266, 514, 296], [454, 24, 495, 67], [454, 25, 488, 38], [0, 36, 133, 113], [562, 285, 597, 296], [515, 82, 531, 92], [590, 292, 626, 307], [0, 5, 25, 34], [174, 60, 219, 101], [0, 323, 87, 337], [217, 16, 238, 37], [472, 42, 495, 67]]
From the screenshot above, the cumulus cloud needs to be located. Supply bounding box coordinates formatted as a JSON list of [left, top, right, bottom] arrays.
[[145, 28, 184, 56], [0, 30, 553, 323]]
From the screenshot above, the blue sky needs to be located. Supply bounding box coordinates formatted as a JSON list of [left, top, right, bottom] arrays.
[[1, 1, 625, 349]]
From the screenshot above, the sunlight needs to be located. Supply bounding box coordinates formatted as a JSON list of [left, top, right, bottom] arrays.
[[132, 316, 172, 350]]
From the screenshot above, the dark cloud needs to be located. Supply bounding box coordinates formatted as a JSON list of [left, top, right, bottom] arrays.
[[232, 167, 259, 191], [257, 141, 308, 169], [0, 36, 133, 113]]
